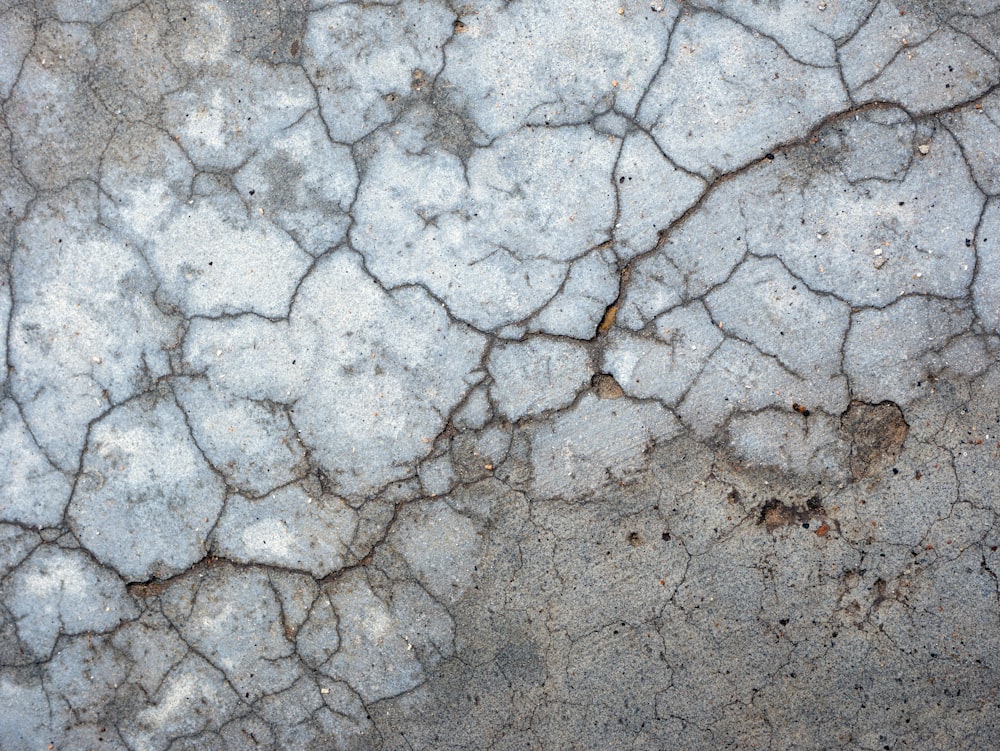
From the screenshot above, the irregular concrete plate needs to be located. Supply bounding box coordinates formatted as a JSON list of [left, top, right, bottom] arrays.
[[2, 1, 999, 749]]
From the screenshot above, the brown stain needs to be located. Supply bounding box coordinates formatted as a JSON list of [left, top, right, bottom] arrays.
[[597, 303, 618, 334], [597, 266, 631, 335], [592, 373, 624, 399], [841, 400, 909, 480], [758, 495, 828, 532], [128, 580, 169, 599]]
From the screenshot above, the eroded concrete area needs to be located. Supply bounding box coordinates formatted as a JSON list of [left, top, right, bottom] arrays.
[[1, 0, 999, 749]]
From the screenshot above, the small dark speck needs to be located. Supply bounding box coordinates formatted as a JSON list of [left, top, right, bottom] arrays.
[[661, 532, 671, 542], [249, 190, 255, 196], [765, 153, 775, 160], [965, 238, 972, 247]]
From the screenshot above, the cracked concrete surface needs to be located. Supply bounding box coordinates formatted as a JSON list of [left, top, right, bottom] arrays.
[[1, 0, 999, 748]]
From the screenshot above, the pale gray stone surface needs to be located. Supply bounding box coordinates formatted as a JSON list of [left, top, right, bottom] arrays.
[[1, 1, 999, 749]]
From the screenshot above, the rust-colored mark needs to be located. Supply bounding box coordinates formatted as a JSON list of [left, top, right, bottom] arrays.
[[128, 580, 168, 599], [290, 39, 299, 56], [597, 303, 618, 334], [842, 400, 909, 480], [592, 373, 624, 399], [760, 499, 799, 530], [815, 523, 830, 537], [758, 496, 827, 532], [597, 267, 630, 335]]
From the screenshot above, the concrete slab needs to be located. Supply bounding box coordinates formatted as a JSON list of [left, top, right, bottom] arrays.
[[1, 0, 999, 749]]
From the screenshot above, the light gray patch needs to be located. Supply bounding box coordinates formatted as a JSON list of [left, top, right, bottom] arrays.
[[844, 297, 973, 404], [92, 3, 184, 120], [2, 545, 135, 658], [0, 525, 40, 579], [173, 378, 304, 497], [488, 338, 591, 421], [0, 5, 35, 101], [728, 410, 850, 480], [44, 634, 126, 727], [613, 131, 706, 261], [638, 12, 847, 176], [418, 454, 457, 497], [678, 339, 849, 437], [144, 195, 312, 318], [235, 111, 358, 256], [527, 393, 681, 500], [444, 0, 677, 137], [705, 256, 850, 378], [973, 198, 1000, 332], [10, 186, 177, 471], [162, 59, 314, 170], [622, 178, 748, 325], [941, 90, 1000, 193], [211, 485, 357, 578], [852, 27, 1000, 113], [99, 121, 195, 238], [390, 500, 481, 603], [742, 125, 980, 307], [839, 0, 939, 92], [118, 653, 241, 751], [319, 573, 445, 703], [303, 1, 454, 142], [350, 121, 616, 330], [0, 398, 72, 526], [295, 587, 340, 670], [161, 565, 302, 702], [816, 107, 916, 183], [184, 251, 485, 499], [68, 395, 226, 581], [5, 21, 114, 189], [527, 248, 621, 338], [0, 669, 49, 750], [604, 302, 724, 404]]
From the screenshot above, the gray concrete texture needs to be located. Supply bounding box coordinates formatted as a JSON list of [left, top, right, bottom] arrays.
[[0, 0, 999, 749]]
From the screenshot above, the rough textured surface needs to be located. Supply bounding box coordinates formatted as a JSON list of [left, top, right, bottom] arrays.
[[1, 1, 999, 749]]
